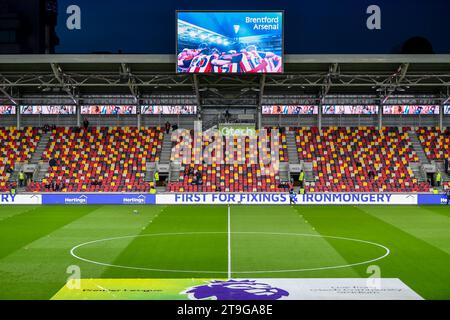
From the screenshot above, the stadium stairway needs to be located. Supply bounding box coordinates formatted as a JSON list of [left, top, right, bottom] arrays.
[[408, 130, 433, 184], [408, 130, 430, 164], [27, 131, 52, 183], [30, 131, 51, 162], [286, 129, 300, 164], [159, 132, 172, 164]]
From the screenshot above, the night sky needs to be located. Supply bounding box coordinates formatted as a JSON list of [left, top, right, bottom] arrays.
[[55, 0, 450, 54]]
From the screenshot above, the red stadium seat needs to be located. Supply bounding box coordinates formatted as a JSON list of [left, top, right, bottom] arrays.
[[0, 127, 41, 191], [29, 126, 163, 192], [167, 128, 289, 192], [416, 127, 450, 160], [294, 127, 430, 193]]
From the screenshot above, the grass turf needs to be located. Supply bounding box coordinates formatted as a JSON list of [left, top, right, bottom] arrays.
[[0, 204, 449, 299]]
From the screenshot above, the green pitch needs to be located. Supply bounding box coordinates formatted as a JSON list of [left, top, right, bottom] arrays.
[[0, 204, 449, 299]]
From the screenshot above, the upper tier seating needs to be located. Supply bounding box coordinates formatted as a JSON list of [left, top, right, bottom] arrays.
[[416, 127, 450, 160], [294, 127, 430, 192], [0, 127, 41, 191], [28, 127, 163, 192]]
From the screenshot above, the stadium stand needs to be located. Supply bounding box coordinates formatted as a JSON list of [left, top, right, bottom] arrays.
[[0, 127, 41, 192], [1, 125, 445, 194], [416, 127, 450, 160], [294, 127, 431, 192], [266, 126, 289, 163], [27, 127, 163, 192], [166, 164, 287, 192], [167, 128, 289, 192]]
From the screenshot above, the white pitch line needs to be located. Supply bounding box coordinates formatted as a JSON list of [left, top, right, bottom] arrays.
[[227, 204, 231, 279], [70, 232, 391, 274]]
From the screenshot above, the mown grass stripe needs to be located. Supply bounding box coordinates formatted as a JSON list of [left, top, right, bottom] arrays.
[[418, 205, 450, 218], [361, 205, 450, 255], [230, 205, 361, 278], [297, 205, 450, 299], [0, 205, 101, 260], [0, 205, 161, 299], [0, 206, 39, 222], [100, 205, 228, 279]]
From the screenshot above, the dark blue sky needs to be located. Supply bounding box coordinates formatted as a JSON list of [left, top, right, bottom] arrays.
[[55, 0, 450, 54]]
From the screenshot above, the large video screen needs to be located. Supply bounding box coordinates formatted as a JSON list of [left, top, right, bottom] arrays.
[[383, 105, 440, 115], [20, 105, 76, 115], [444, 106, 450, 115], [81, 105, 137, 115], [262, 105, 318, 115], [141, 105, 197, 115], [0, 105, 16, 115], [322, 105, 379, 115], [177, 11, 283, 74]]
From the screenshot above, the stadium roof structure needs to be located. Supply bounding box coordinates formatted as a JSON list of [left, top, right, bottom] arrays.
[[0, 54, 450, 107]]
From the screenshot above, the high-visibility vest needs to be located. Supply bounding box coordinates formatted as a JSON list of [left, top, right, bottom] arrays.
[[299, 172, 305, 181], [149, 188, 156, 194], [154, 172, 159, 181], [436, 173, 442, 182], [432, 189, 439, 194], [299, 188, 305, 194], [11, 188, 16, 195], [18, 172, 25, 180]]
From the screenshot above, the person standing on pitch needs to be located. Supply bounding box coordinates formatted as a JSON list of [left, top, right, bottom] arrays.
[[289, 188, 297, 205]]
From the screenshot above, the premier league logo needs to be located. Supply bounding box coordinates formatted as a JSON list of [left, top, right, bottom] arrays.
[[182, 279, 289, 300]]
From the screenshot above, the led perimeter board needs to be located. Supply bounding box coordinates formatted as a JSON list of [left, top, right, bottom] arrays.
[[176, 11, 284, 74]]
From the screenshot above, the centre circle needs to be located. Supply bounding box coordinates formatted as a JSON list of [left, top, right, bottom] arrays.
[[70, 232, 390, 274]]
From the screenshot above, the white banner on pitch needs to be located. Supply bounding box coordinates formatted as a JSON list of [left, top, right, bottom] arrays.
[[220, 278, 423, 300]]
